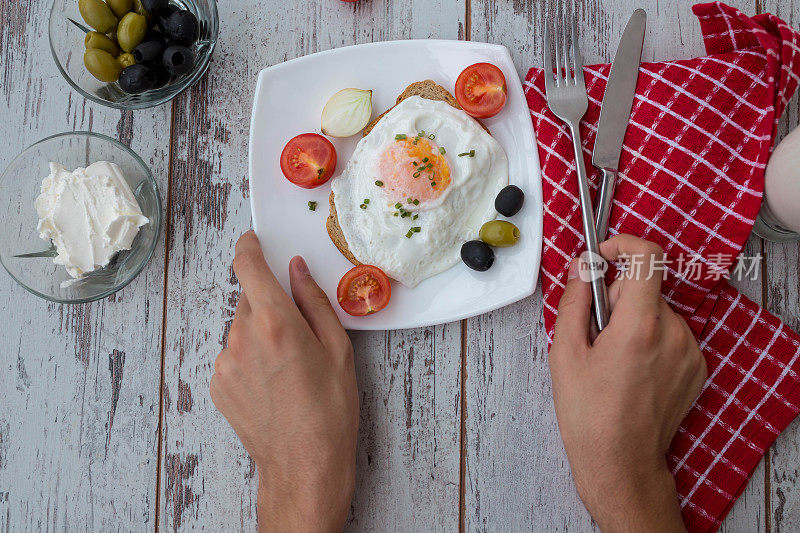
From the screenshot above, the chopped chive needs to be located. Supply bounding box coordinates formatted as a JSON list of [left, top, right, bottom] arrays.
[[393, 212, 399, 216], [413, 214, 419, 220], [360, 203, 367, 209], [458, 150, 476, 157], [426, 163, 433, 169], [363, 198, 370, 204], [395, 134, 407, 140], [439, 147, 446, 154], [406, 230, 413, 238], [375, 180, 383, 186], [412, 161, 418, 166], [412, 199, 419, 205], [430, 182, 436, 187], [395, 202, 402, 209], [413, 171, 421, 178], [412, 226, 421, 232], [308, 201, 317, 211], [422, 157, 429, 163], [418, 130, 426, 136], [428, 133, 435, 139]]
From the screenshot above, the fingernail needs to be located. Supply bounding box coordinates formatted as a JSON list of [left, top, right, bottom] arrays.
[[567, 258, 580, 280], [294, 256, 310, 276]]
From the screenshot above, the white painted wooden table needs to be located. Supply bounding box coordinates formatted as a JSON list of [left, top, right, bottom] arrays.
[[1, 0, 799, 530]]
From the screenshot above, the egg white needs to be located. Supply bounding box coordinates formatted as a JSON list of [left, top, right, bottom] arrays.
[[330, 95, 509, 287]]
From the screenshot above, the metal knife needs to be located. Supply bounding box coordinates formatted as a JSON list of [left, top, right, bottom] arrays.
[[593, 9, 646, 240]]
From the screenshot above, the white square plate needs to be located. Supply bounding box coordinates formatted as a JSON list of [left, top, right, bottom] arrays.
[[249, 40, 542, 330]]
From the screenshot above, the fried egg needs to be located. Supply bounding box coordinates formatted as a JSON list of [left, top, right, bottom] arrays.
[[331, 95, 509, 287]]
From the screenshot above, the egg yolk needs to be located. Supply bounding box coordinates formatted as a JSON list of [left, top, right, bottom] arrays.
[[376, 137, 452, 203]]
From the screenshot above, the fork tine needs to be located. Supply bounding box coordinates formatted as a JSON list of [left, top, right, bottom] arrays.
[[543, 21, 555, 91], [561, 17, 571, 84], [571, 18, 584, 86], [552, 19, 562, 87]]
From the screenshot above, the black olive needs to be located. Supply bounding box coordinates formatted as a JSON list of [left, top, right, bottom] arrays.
[[144, 28, 167, 45], [133, 40, 165, 66], [141, 0, 168, 13], [118, 64, 157, 93], [155, 5, 179, 34], [495, 185, 525, 217], [461, 240, 495, 272], [166, 10, 199, 44], [162, 45, 194, 75], [151, 64, 171, 88]]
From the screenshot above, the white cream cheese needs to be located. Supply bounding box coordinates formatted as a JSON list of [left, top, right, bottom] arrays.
[[34, 161, 149, 280]]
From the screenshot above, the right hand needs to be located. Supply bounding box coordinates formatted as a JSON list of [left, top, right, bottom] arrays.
[[549, 234, 706, 532]]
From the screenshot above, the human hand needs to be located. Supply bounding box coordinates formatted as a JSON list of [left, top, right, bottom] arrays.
[[210, 231, 358, 532], [549, 234, 706, 532]]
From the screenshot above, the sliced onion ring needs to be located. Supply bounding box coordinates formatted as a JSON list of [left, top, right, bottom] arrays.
[[321, 88, 373, 138]]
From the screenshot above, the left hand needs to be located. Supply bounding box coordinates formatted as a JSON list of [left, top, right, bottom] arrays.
[[210, 231, 359, 532]]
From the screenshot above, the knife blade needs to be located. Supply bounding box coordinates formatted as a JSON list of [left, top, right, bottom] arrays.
[[593, 8, 646, 240]]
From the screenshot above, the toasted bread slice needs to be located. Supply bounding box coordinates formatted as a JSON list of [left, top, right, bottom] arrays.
[[326, 80, 488, 267], [326, 190, 361, 265]]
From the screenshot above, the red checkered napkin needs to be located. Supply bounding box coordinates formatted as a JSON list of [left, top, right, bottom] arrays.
[[527, 2, 800, 531]]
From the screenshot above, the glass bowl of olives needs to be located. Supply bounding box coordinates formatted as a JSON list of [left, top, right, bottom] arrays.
[[49, 0, 218, 109]]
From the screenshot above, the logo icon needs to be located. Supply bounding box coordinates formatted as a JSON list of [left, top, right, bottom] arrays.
[[578, 251, 608, 282]]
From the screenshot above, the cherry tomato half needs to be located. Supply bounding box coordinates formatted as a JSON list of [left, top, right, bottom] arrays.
[[337, 265, 391, 316], [455, 63, 508, 119], [280, 133, 337, 189]]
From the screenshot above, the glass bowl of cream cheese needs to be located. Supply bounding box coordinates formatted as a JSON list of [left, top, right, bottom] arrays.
[[0, 131, 161, 303]]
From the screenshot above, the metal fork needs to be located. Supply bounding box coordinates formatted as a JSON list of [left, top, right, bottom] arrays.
[[544, 17, 610, 331]]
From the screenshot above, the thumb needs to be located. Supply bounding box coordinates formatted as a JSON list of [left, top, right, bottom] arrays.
[[289, 256, 349, 351], [552, 258, 593, 350]]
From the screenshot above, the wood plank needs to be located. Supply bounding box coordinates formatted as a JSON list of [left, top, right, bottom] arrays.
[[464, 0, 764, 530], [157, 1, 466, 530], [347, 324, 462, 530], [762, 2, 800, 531], [0, 0, 169, 530]]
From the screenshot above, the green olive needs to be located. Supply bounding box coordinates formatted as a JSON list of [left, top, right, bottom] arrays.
[[117, 12, 147, 52], [106, 0, 133, 18], [479, 220, 520, 248], [131, 0, 154, 23], [78, 0, 118, 34], [117, 52, 136, 68], [84, 48, 122, 82], [84, 31, 120, 57]]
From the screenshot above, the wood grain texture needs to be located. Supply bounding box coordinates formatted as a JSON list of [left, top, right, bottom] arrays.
[[761, 2, 800, 531], [0, 0, 169, 530], [464, 0, 765, 530], [157, 1, 466, 531]]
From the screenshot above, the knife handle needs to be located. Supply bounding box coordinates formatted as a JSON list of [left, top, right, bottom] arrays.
[[595, 167, 618, 240]]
